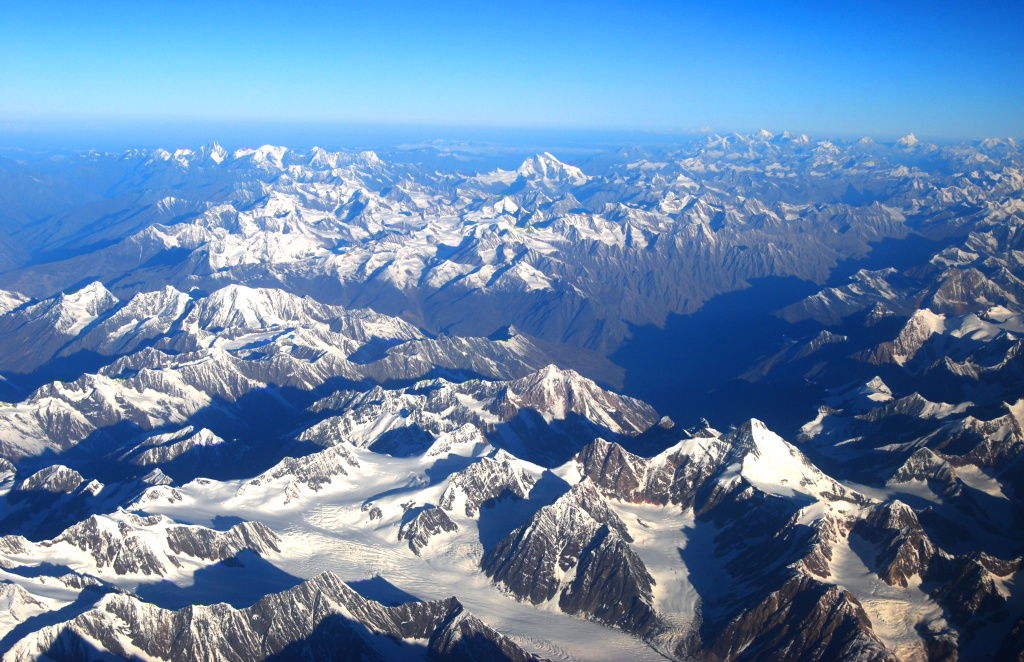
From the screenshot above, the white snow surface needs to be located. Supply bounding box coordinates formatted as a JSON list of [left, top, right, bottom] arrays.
[[123, 444, 665, 662]]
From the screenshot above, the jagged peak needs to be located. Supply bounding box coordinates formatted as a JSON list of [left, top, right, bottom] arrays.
[[865, 391, 969, 422], [557, 476, 600, 502], [15, 281, 121, 336], [531, 478, 634, 542], [505, 364, 590, 402], [297, 569, 347, 593], [575, 436, 646, 466], [726, 417, 801, 460], [722, 419, 857, 502], [500, 364, 658, 434], [199, 141, 227, 163]]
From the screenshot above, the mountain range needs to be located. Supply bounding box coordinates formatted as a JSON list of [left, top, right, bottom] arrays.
[[0, 132, 1021, 661]]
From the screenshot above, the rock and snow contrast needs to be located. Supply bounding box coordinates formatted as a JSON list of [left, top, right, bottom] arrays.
[[0, 135, 1021, 660]]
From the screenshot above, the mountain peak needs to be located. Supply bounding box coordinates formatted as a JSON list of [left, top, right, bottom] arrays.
[[61, 280, 114, 304], [897, 132, 919, 147], [197, 284, 304, 329], [357, 150, 383, 166], [200, 141, 227, 163], [234, 144, 288, 167], [47, 282, 119, 335], [516, 152, 587, 184]]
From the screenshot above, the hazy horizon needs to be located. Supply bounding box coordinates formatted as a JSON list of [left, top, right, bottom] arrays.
[[3, 2, 1022, 145], [1, 116, 1017, 157]]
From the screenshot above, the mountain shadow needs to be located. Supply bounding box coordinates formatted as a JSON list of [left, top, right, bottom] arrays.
[[135, 550, 303, 609], [486, 408, 642, 467], [347, 576, 422, 606]]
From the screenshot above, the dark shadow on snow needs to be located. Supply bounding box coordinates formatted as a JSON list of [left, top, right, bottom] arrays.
[[135, 550, 303, 610], [476, 470, 569, 554], [347, 576, 422, 606]]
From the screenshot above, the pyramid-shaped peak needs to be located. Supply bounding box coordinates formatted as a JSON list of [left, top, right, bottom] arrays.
[[519, 363, 583, 385], [737, 417, 772, 434], [865, 376, 893, 397], [62, 280, 115, 303], [726, 418, 793, 457], [357, 150, 383, 165], [307, 146, 339, 168], [516, 152, 587, 183]]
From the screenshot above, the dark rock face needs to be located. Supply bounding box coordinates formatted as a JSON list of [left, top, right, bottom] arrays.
[[495, 365, 658, 435], [800, 514, 851, 579], [165, 520, 281, 560], [574, 438, 650, 502], [16, 514, 283, 577], [573, 431, 744, 509], [398, 506, 459, 555], [482, 481, 659, 635], [4, 573, 545, 662], [575, 422, 860, 511], [928, 553, 1021, 631], [438, 454, 535, 517], [691, 572, 894, 662], [853, 501, 935, 588], [51, 515, 172, 576], [557, 526, 660, 635], [566, 431, 903, 658]]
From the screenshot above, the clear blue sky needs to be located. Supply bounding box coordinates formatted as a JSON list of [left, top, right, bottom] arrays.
[[1, 0, 1022, 142]]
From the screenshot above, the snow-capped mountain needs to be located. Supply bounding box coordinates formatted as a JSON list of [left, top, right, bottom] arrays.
[[0, 134, 1021, 660]]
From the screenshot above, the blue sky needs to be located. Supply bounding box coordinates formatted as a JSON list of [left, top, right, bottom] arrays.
[[1, 0, 1022, 143]]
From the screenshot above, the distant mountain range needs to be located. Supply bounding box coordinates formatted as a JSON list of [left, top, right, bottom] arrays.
[[0, 133, 1021, 661]]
